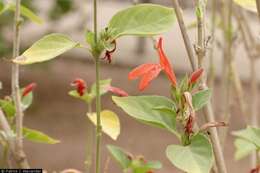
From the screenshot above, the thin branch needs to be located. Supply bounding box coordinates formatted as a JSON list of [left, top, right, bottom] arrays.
[[256, 0, 260, 20], [171, 1, 227, 173], [0, 109, 28, 168], [171, 0, 197, 71], [12, 0, 29, 168]]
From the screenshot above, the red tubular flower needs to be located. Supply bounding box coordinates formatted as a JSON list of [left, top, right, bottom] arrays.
[[71, 78, 86, 96], [157, 37, 177, 87], [251, 165, 260, 173], [107, 86, 129, 97], [128, 38, 177, 91], [22, 83, 37, 97], [189, 68, 204, 85]]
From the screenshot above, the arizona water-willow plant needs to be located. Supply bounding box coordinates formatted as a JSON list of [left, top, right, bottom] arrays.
[[11, 3, 176, 172]]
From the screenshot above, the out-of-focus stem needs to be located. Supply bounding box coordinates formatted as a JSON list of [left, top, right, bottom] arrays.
[[256, 0, 260, 19], [208, 0, 217, 88], [12, 0, 29, 168], [85, 103, 94, 173], [171, 1, 227, 173]]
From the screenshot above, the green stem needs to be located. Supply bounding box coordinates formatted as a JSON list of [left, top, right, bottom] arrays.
[[85, 103, 94, 173], [12, 0, 29, 168], [93, 1, 102, 173]]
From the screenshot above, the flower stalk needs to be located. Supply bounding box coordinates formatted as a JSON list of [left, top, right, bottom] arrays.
[[93, 0, 102, 173], [12, 0, 29, 168]]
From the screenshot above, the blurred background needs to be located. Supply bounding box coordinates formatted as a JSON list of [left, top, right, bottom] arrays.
[[0, 0, 259, 172]]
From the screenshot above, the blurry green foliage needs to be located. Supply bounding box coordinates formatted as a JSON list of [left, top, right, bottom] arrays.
[[49, 0, 74, 20]]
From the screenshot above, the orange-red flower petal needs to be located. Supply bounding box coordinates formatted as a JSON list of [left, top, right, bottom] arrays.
[[128, 64, 159, 80], [157, 37, 177, 87], [189, 68, 204, 85], [22, 83, 37, 97], [139, 64, 162, 91], [71, 78, 86, 96]]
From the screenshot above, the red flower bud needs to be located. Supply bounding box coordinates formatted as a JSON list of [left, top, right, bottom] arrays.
[[185, 116, 194, 135], [103, 40, 117, 63], [108, 86, 128, 97], [22, 83, 37, 97], [71, 78, 86, 96], [189, 68, 204, 85]]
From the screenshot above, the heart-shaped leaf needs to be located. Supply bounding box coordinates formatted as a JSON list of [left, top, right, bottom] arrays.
[[166, 134, 213, 173], [13, 33, 79, 65], [112, 96, 179, 138], [108, 4, 175, 39], [87, 110, 120, 140]]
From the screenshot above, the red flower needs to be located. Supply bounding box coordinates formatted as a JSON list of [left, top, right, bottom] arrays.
[[71, 78, 86, 96], [103, 40, 116, 63], [189, 68, 203, 85], [107, 86, 128, 97], [22, 83, 37, 97], [128, 38, 177, 91]]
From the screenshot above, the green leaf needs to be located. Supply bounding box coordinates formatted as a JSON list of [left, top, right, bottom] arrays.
[[0, 99, 15, 118], [23, 127, 60, 144], [87, 110, 120, 140], [192, 89, 212, 111], [13, 33, 79, 65], [233, 0, 257, 12], [9, 4, 44, 24], [232, 126, 260, 148], [68, 90, 93, 103], [108, 4, 175, 39], [166, 134, 214, 173], [21, 92, 33, 111], [234, 138, 257, 160], [112, 96, 179, 138], [85, 30, 95, 48], [107, 145, 131, 169], [0, 3, 43, 24], [90, 79, 112, 97]]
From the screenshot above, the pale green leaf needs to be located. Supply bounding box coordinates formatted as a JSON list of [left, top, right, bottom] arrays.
[[234, 138, 257, 160], [21, 92, 33, 111], [13, 33, 79, 65], [90, 79, 112, 97], [166, 134, 213, 173], [87, 110, 120, 140], [192, 89, 212, 111], [68, 90, 93, 103], [107, 145, 131, 169], [108, 4, 175, 39], [112, 96, 179, 138], [232, 126, 260, 148], [234, 0, 257, 12], [23, 127, 60, 144]]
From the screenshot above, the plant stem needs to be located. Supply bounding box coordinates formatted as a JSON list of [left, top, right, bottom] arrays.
[[171, 0, 227, 173], [234, 7, 259, 168], [171, 0, 197, 71], [85, 103, 94, 173], [207, 0, 217, 88], [256, 0, 260, 19], [0, 109, 28, 168], [12, 0, 29, 168], [93, 0, 102, 173]]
